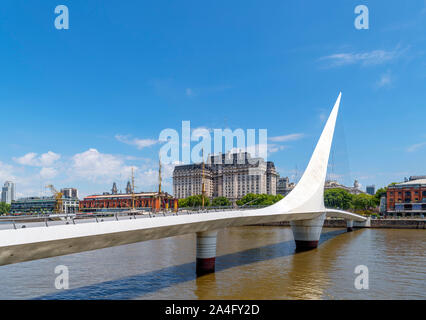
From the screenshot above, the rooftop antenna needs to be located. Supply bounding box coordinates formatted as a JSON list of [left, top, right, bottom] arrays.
[[201, 148, 205, 209], [294, 164, 299, 184], [158, 153, 162, 194], [119, 172, 122, 194], [328, 146, 335, 182], [131, 167, 136, 210]]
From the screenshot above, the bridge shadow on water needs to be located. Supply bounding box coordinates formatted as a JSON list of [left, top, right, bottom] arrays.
[[36, 229, 347, 300]]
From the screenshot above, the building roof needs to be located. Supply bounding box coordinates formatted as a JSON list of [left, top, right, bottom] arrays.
[[12, 197, 56, 203], [324, 180, 365, 194], [83, 192, 172, 200], [394, 179, 426, 186], [173, 151, 268, 172], [409, 175, 426, 181]]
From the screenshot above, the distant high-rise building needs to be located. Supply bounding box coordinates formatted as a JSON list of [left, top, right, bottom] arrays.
[[61, 188, 78, 199], [112, 182, 118, 194], [1, 181, 16, 204], [126, 181, 132, 194], [366, 185, 375, 195], [276, 177, 295, 196]]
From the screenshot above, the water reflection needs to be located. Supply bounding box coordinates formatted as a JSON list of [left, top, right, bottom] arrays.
[[1, 227, 423, 300], [192, 229, 349, 300], [36, 229, 346, 300]]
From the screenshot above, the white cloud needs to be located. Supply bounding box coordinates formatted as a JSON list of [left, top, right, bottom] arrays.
[[263, 134, 303, 156], [71, 148, 134, 182], [225, 142, 287, 159], [319, 47, 406, 68], [39, 151, 61, 166], [0, 161, 16, 182], [14, 152, 38, 166], [375, 71, 393, 88], [5, 148, 177, 198], [186, 88, 195, 97], [185, 85, 232, 98], [319, 111, 327, 123], [268, 133, 304, 142], [406, 142, 426, 152], [14, 151, 61, 167], [115, 135, 158, 150], [326, 173, 344, 181], [267, 144, 288, 154], [0, 161, 55, 198], [39, 167, 58, 179]]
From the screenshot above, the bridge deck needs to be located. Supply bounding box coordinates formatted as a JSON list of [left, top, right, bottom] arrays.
[[0, 208, 365, 266]]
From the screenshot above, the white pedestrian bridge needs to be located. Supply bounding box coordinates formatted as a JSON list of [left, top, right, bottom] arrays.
[[0, 93, 367, 275]]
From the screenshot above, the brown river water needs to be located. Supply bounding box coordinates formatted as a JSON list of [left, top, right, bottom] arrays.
[[0, 226, 424, 299]]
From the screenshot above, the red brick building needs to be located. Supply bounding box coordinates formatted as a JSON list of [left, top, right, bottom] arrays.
[[79, 192, 177, 213], [386, 177, 426, 215]]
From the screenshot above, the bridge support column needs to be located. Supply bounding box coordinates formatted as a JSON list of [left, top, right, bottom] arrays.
[[290, 213, 325, 251], [346, 220, 354, 232], [196, 230, 218, 276]]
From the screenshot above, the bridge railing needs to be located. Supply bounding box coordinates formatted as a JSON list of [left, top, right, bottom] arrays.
[[177, 205, 269, 212], [0, 204, 276, 230]]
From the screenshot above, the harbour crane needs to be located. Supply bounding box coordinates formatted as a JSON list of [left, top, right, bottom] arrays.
[[46, 184, 63, 213]]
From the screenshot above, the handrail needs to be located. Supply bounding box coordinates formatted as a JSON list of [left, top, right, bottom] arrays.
[[2, 207, 423, 231]]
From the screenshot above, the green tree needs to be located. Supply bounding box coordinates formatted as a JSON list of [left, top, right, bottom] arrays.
[[211, 197, 231, 207], [273, 194, 285, 203], [236, 193, 283, 206], [0, 202, 11, 215], [374, 187, 387, 206], [352, 193, 376, 211], [324, 188, 353, 210], [236, 193, 258, 206], [178, 194, 210, 208]]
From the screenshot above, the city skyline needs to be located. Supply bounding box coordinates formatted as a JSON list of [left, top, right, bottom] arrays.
[[1, 1, 426, 198]]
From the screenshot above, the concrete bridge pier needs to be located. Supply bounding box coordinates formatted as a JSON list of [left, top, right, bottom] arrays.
[[196, 230, 218, 276], [354, 217, 371, 228], [346, 220, 354, 232], [290, 213, 326, 251]]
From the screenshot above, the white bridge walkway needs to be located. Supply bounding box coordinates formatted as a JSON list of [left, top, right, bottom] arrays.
[[0, 93, 367, 274]]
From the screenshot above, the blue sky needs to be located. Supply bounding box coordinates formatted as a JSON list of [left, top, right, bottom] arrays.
[[1, 0, 426, 198]]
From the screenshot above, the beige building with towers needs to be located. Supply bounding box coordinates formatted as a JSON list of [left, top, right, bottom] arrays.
[[173, 151, 278, 202]]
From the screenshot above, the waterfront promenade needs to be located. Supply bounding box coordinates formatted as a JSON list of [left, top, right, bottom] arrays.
[[257, 217, 426, 229]]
